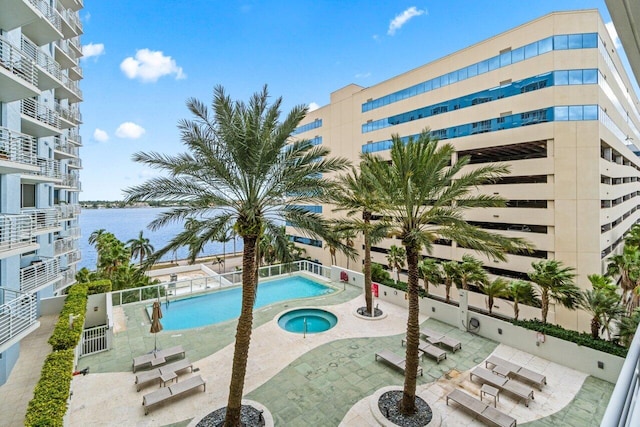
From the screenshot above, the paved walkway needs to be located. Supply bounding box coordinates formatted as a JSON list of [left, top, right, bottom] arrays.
[[67, 279, 615, 427]]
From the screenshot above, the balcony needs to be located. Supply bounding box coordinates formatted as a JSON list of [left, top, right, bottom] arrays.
[[0, 127, 40, 174], [22, 158, 62, 184], [53, 136, 79, 159], [56, 172, 80, 190], [54, 103, 81, 129], [54, 76, 82, 103], [54, 266, 76, 294], [21, 0, 64, 46], [55, 203, 80, 220], [0, 214, 37, 258], [68, 131, 82, 146], [68, 36, 83, 59], [65, 249, 81, 265], [54, 236, 75, 256], [0, 287, 39, 353], [20, 35, 63, 92], [0, 36, 39, 102], [0, 0, 40, 31], [62, 225, 81, 239], [67, 158, 82, 169], [20, 98, 61, 137], [58, 0, 82, 12], [20, 257, 60, 294], [53, 39, 77, 69], [21, 208, 61, 235], [55, 4, 81, 39], [68, 65, 82, 81]]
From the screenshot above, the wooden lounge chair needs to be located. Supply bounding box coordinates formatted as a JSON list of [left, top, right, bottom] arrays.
[[143, 374, 206, 415], [401, 338, 447, 363], [447, 389, 517, 427], [375, 349, 423, 376], [420, 327, 462, 352], [470, 367, 534, 407], [134, 358, 193, 391], [485, 355, 547, 390], [132, 345, 186, 372]]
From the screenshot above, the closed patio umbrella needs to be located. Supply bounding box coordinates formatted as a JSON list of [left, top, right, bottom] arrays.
[[150, 300, 163, 353]]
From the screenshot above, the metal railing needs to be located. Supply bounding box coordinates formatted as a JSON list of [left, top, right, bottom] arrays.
[[68, 131, 82, 145], [21, 98, 60, 130], [54, 136, 80, 157], [0, 287, 38, 348], [53, 102, 81, 124], [0, 126, 38, 166], [81, 325, 108, 356], [64, 226, 81, 239], [54, 39, 78, 63], [55, 203, 80, 220], [69, 65, 82, 79], [20, 257, 60, 293], [21, 208, 59, 233], [54, 237, 75, 255], [55, 267, 77, 294], [21, 35, 62, 83], [31, 157, 62, 180], [29, 0, 63, 34], [60, 173, 80, 189], [0, 35, 38, 88], [112, 259, 332, 306], [0, 214, 35, 252], [67, 158, 82, 169], [66, 249, 81, 265]]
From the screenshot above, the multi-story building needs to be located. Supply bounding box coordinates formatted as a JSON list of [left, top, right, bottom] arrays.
[[0, 0, 83, 385], [289, 9, 640, 332]]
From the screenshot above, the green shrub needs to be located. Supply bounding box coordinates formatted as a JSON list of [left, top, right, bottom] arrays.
[[513, 319, 627, 357], [87, 279, 112, 295], [24, 349, 74, 427], [371, 262, 391, 284], [48, 283, 88, 351]]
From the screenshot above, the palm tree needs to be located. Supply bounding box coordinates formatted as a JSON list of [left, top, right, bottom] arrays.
[[126, 230, 155, 266], [508, 280, 538, 320], [341, 229, 357, 269], [528, 260, 580, 324], [124, 85, 349, 426], [617, 307, 640, 347], [88, 228, 106, 246], [365, 131, 528, 415], [581, 274, 624, 340], [480, 277, 509, 314], [332, 161, 389, 315], [216, 225, 234, 268], [387, 244, 406, 283], [606, 245, 640, 310], [442, 261, 460, 303], [418, 258, 442, 295], [624, 223, 640, 248], [456, 254, 487, 291]]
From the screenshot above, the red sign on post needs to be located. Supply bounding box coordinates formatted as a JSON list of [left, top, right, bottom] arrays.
[[340, 271, 349, 282], [372, 283, 379, 297]]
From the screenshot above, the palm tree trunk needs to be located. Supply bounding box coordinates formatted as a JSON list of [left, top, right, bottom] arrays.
[[445, 279, 451, 302], [364, 228, 373, 315], [541, 289, 549, 324], [224, 235, 258, 427], [488, 296, 494, 314], [462, 277, 468, 291], [591, 317, 600, 339], [514, 300, 519, 320], [401, 245, 421, 415]]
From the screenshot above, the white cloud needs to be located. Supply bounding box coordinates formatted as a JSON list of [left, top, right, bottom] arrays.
[[82, 43, 105, 59], [605, 21, 622, 49], [372, 34, 380, 41], [115, 122, 146, 139], [388, 6, 426, 36], [120, 49, 186, 83], [308, 102, 320, 112], [93, 128, 109, 142], [355, 72, 371, 79]]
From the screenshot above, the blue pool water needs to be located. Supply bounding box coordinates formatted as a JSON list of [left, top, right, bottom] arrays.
[[157, 276, 335, 330], [278, 308, 338, 334]]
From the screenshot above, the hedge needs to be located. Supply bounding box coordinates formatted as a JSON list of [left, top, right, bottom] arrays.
[[24, 349, 74, 427], [48, 283, 88, 351], [87, 279, 112, 295]]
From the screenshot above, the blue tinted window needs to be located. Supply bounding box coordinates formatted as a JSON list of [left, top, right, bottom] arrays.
[[569, 106, 583, 120], [583, 33, 597, 48], [432, 78, 441, 89], [478, 59, 489, 74], [458, 67, 467, 80], [555, 106, 569, 120], [539, 37, 553, 54], [568, 34, 583, 49], [525, 42, 538, 58], [500, 51, 511, 67], [448, 71, 458, 84], [554, 70, 569, 85], [583, 105, 598, 119], [554, 35, 568, 50], [467, 64, 478, 77], [511, 47, 524, 63], [489, 56, 500, 71], [424, 80, 432, 91], [583, 69, 598, 84], [568, 70, 583, 84]]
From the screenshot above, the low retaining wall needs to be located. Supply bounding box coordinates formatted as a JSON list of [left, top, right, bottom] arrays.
[[375, 283, 624, 383]]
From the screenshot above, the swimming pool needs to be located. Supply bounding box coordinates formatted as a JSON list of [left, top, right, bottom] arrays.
[[154, 275, 335, 330]]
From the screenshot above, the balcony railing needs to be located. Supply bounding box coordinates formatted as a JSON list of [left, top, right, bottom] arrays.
[[20, 258, 60, 293], [0, 287, 38, 348], [0, 126, 39, 167], [66, 249, 81, 265], [21, 35, 62, 83], [67, 158, 82, 169], [21, 208, 59, 233], [67, 131, 82, 145], [21, 98, 61, 130], [0, 214, 35, 253], [33, 157, 62, 180], [0, 36, 38, 88], [53, 102, 81, 125], [30, 0, 63, 34], [54, 237, 76, 255], [55, 39, 77, 63], [54, 267, 77, 293], [60, 173, 80, 188], [55, 203, 80, 220], [53, 136, 79, 157]]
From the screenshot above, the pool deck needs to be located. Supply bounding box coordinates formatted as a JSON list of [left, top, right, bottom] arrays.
[[0, 278, 613, 426]]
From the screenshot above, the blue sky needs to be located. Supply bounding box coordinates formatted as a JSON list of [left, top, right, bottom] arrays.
[[79, 0, 621, 200]]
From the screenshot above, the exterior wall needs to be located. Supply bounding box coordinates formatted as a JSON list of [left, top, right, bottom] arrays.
[[288, 9, 640, 333], [0, 0, 83, 385]]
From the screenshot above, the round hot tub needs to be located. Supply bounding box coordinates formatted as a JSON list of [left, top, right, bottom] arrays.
[[278, 308, 337, 334]]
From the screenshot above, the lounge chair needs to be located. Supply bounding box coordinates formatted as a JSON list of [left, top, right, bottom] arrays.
[[134, 358, 193, 391], [143, 374, 206, 415], [447, 389, 517, 427], [485, 355, 547, 390], [470, 367, 534, 407], [375, 349, 423, 376], [132, 345, 186, 372], [420, 327, 462, 352], [401, 338, 447, 363]]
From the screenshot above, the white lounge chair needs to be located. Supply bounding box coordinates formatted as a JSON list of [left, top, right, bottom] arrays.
[[447, 389, 517, 427], [142, 374, 206, 415], [132, 345, 186, 372], [420, 327, 462, 352], [485, 355, 547, 390], [375, 349, 423, 376], [470, 367, 534, 407], [401, 338, 447, 363], [134, 358, 193, 391]]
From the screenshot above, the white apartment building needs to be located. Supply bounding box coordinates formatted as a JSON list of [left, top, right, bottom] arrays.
[[0, 0, 83, 385], [288, 9, 640, 332]]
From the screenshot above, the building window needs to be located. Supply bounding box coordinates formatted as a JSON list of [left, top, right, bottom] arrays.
[[21, 184, 36, 208]]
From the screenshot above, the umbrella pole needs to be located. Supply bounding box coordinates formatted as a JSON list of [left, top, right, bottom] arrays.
[[154, 333, 157, 354]]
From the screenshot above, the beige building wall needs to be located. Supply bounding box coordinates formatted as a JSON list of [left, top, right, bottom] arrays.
[[288, 9, 640, 332]]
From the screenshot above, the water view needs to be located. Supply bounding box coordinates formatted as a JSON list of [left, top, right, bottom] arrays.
[[78, 207, 242, 270]]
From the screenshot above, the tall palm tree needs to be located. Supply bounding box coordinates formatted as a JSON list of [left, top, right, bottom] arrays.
[[508, 280, 538, 320], [456, 254, 487, 290], [617, 307, 640, 347], [126, 230, 155, 266], [442, 260, 460, 303], [624, 223, 640, 248], [88, 228, 106, 246], [365, 131, 528, 415], [606, 245, 640, 310], [387, 244, 406, 283], [341, 229, 357, 269], [582, 274, 624, 340], [528, 260, 580, 324], [124, 85, 349, 426], [332, 161, 389, 315], [480, 277, 509, 314], [418, 258, 442, 295]]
